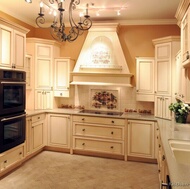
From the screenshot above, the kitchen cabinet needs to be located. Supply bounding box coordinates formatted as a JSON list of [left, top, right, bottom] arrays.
[[35, 43, 53, 90], [35, 90, 53, 110], [25, 54, 32, 90], [0, 144, 24, 175], [153, 36, 180, 119], [54, 58, 75, 97], [25, 116, 32, 157], [156, 127, 169, 188], [47, 114, 70, 149], [31, 113, 46, 153], [0, 19, 28, 69], [127, 120, 156, 162], [154, 96, 171, 120], [72, 115, 125, 158], [180, 5, 190, 67], [26, 38, 61, 110], [136, 57, 154, 102]]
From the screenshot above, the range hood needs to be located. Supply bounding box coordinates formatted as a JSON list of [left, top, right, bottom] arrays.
[[70, 23, 133, 87]]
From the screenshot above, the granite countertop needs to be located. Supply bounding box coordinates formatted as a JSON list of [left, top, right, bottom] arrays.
[[26, 108, 190, 188]]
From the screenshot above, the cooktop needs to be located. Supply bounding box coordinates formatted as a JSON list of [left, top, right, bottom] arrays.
[[79, 109, 123, 116]]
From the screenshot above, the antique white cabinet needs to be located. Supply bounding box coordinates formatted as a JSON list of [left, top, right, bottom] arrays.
[[48, 114, 70, 149], [31, 113, 46, 153], [35, 90, 53, 110], [154, 96, 172, 120], [54, 58, 75, 97], [0, 18, 28, 69], [25, 54, 32, 89], [127, 120, 156, 161], [0, 144, 24, 175], [153, 36, 180, 119], [26, 38, 61, 109], [136, 57, 154, 101], [72, 115, 125, 158]]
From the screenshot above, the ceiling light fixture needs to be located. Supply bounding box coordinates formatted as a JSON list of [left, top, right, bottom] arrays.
[[36, 0, 92, 42]]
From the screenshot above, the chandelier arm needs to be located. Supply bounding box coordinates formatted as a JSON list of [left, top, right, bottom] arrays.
[[36, 16, 51, 29]]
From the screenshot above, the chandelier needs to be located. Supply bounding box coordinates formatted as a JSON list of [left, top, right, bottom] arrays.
[[36, 0, 92, 42]]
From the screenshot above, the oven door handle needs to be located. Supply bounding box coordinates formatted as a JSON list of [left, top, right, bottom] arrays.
[[1, 114, 26, 122], [1, 81, 26, 84]]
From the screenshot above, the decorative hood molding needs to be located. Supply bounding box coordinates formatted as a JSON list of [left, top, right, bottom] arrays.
[[70, 23, 133, 87]]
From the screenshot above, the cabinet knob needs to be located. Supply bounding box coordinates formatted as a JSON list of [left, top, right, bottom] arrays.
[[82, 143, 85, 146], [110, 146, 114, 149], [60, 93, 62, 96], [19, 152, 22, 155], [136, 90, 139, 92], [159, 144, 161, 148], [186, 51, 189, 60], [82, 128, 85, 132], [82, 118, 85, 121], [162, 155, 165, 161], [111, 120, 114, 124], [4, 160, 7, 163], [154, 91, 157, 94], [111, 131, 114, 135]]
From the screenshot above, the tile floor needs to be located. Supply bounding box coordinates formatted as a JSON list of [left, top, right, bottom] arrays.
[[0, 151, 160, 189]]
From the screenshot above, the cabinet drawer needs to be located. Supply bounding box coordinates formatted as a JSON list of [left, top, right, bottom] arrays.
[[73, 137, 124, 155], [32, 113, 45, 123], [73, 115, 125, 126], [54, 90, 69, 97], [73, 123, 124, 140], [1, 145, 24, 171]]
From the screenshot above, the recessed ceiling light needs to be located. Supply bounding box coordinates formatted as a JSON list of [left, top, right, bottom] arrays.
[[25, 0, 32, 3]]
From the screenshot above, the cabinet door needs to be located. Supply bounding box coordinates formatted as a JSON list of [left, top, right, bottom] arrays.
[[54, 59, 69, 91], [181, 7, 190, 65], [31, 120, 44, 152], [155, 96, 171, 119], [162, 96, 172, 120], [35, 44, 52, 90], [127, 120, 155, 159], [136, 57, 154, 101], [13, 30, 25, 69], [155, 43, 171, 96], [35, 90, 53, 110], [48, 114, 70, 148], [184, 68, 190, 103], [25, 54, 32, 89], [0, 24, 13, 68], [25, 117, 32, 157]]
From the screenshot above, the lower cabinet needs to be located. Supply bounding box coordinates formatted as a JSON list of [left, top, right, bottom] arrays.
[[47, 114, 70, 149], [72, 115, 125, 157], [156, 126, 169, 188], [25, 114, 46, 157], [127, 119, 156, 161], [0, 144, 24, 175]]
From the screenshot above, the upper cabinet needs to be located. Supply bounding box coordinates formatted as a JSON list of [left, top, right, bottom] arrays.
[[0, 18, 29, 70], [153, 36, 180, 120], [54, 58, 75, 97], [176, 0, 190, 67], [136, 57, 154, 102]]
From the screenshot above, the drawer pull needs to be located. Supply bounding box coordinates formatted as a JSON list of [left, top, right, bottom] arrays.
[[4, 160, 7, 163], [159, 144, 161, 148], [82, 118, 85, 121], [111, 120, 114, 123], [82, 143, 85, 146], [111, 131, 114, 135], [19, 152, 22, 155], [162, 155, 165, 161], [38, 117, 40, 119], [110, 146, 114, 149], [82, 129, 85, 132]]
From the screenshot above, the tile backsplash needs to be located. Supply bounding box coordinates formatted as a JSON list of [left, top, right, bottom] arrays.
[[57, 85, 154, 114]]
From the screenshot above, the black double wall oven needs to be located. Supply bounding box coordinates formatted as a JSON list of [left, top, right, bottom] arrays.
[[0, 69, 26, 153]]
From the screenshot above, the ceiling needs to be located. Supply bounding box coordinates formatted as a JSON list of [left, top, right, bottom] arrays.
[[0, 0, 181, 27]]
